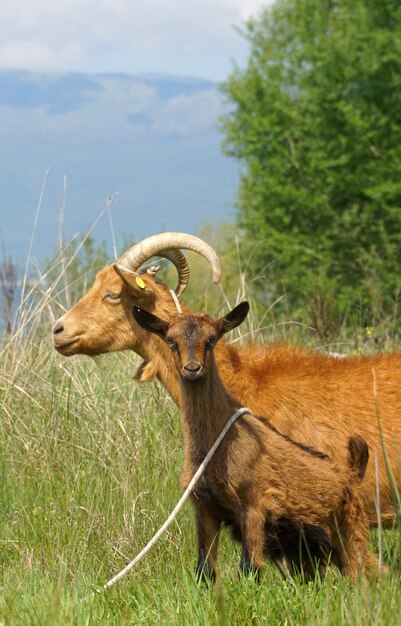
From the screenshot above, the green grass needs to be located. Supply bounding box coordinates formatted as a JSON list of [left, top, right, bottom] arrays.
[[1, 334, 401, 626]]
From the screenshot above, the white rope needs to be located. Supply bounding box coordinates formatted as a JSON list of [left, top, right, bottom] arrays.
[[168, 288, 182, 314], [103, 406, 252, 589]]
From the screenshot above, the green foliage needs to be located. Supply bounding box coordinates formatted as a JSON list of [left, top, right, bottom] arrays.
[[221, 0, 401, 336]]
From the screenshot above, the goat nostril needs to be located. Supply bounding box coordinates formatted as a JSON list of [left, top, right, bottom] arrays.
[[53, 321, 64, 335], [184, 362, 201, 373]]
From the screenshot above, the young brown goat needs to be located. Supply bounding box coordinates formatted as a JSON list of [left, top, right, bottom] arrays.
[[133, 302, 375, 581]]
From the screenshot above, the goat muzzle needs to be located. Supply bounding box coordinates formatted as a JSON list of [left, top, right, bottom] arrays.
[[182, 361, 204, 381], [53, 317, 80, 354]]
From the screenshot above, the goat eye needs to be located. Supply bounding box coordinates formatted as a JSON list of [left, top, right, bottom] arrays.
[[103, 292, 121, 302], [166, 337, 177, 349], [206, 336, 217, 348]]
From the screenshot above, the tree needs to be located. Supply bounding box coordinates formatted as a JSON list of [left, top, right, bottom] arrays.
[[0, 252, 18, 335], [221, 0, 401, 335]]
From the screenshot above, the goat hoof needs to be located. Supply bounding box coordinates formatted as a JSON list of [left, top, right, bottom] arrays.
[[196, 565, 216, 586], [239, 564, 261, 582]]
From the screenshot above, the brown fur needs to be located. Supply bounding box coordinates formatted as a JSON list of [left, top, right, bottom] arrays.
[[53, 265, 401, 524], [133, 305, 375, 580]]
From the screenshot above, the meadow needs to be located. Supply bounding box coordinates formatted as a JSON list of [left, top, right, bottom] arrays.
[[1, 254, 401, 626]]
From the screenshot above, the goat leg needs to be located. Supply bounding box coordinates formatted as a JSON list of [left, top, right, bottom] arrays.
[[191, 496, 221, 583], [330, 492, 371, 579], [239, 507, 266, 580]]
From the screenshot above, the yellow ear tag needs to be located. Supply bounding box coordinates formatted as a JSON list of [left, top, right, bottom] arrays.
[[135, 276, 145, 289]]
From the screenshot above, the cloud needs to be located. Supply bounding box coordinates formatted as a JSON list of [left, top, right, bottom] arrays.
[[0, 41, 83, 72], [150, 89, 222, 135], [0, 0, 272, 78], [0, 73, 222, 140], [225, 0, 270, 20]]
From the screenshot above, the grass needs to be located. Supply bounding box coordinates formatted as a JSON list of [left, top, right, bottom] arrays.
[[0, 226, 401, 625], [0, 331, 401, 626]]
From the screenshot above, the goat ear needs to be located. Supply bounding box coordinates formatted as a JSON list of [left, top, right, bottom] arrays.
[[215, 301, 249, 338], [132, 307, 168, 338], [113, 264, 152, 296]]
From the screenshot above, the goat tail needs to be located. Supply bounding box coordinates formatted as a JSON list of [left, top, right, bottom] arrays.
[[347, 436, 369, 482]]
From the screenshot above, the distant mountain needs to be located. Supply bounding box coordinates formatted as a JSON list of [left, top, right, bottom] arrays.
[[0, 70, 238, 262]]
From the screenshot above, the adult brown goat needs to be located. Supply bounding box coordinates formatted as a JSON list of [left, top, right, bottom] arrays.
[[133, 302, 374, 580], [53, 232, 401, 526]]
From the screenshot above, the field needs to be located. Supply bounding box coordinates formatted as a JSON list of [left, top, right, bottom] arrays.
[[1, 283, 401, 626]]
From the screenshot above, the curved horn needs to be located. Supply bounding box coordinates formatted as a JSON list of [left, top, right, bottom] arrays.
[[118, 232, 221, 297]]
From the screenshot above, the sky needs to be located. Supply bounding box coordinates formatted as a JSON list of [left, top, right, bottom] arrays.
[[0, 73, 240, 259], [0, 0, 274, 264], [0, 0, 271, 81]]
